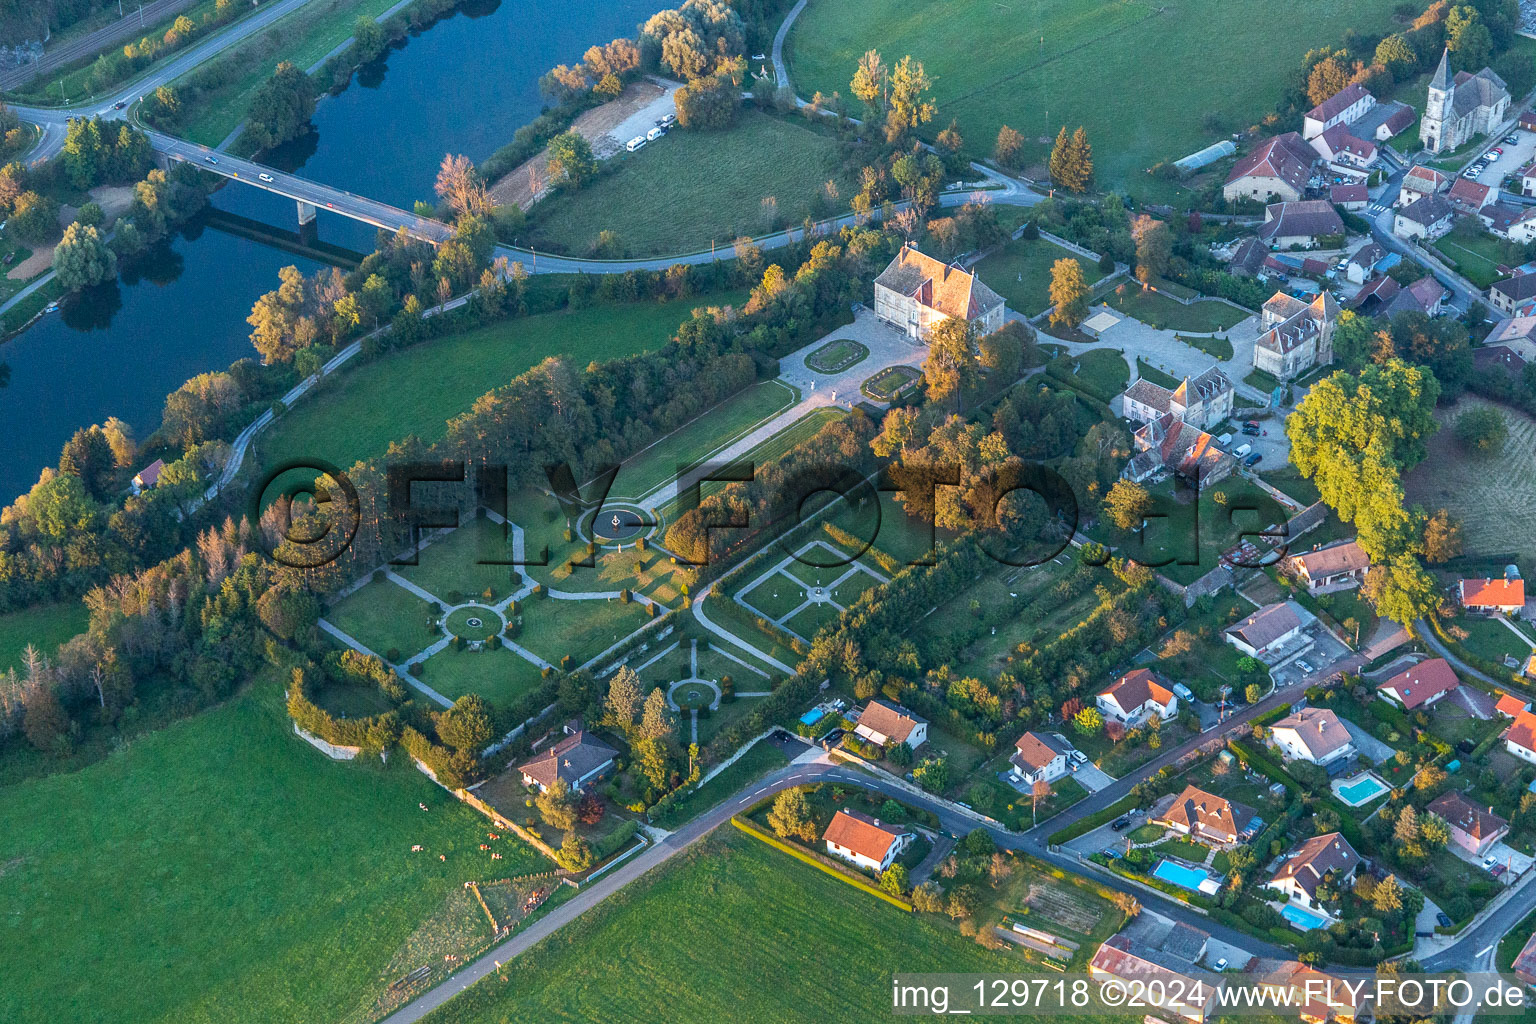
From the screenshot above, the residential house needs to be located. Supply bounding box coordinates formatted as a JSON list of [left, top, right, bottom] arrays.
[[1426, 791, 1510, 856], [1522, 109, 1536, 132], [1122, 415, 1236, 486], [1256, 962, 1364, 1024], [1480, 201, 1525, 237], [1398, 165, 1449, 206], [1223, 132, 1316, 204], [131, 459, 164, 495], [1514, 931, 1536, 987], [1386, 275, 1447, 317], [1494, 693, 1532, 718], [1504, 709, 1536, 764], [1253, 291, 1338, 380], [822, 807, 912, 872], [1330, 183, 1369, 210], [1489, 272, 1536, 316], [1346, 244, 1385, 284], [1459, 575, 1526, 616], [1119, 366, 1234, 430], [1478, 317, 1536, 371], [1504, 205, 1536, 244], [1226, 235, 1268, 277], [1287, 539, 1370, 593], [1009, 731, 1075, 785], [1088, 935, 1218, 1022], [1155, 783, 1257, 845], [1447, 177, 1497, 216], [1224, 601, 1305, 659], [518, 728, 617, 794], [853, 698, 928, 751], [1377, 657, 1460, 710], [1259, 200, 1345, 248], [1309, 123, 1377, 173], [873, 244, 1005, 342], [1393, 194, 1454, 240], [1268, 832, 1360, 919], [1270, 708, 1355, 767], [1352, 98, 1416, 142], [1347, 274, 1401, 315], [1421, 49, 1510, 154], [1303, 83, 1377, 139], [1096, 668, 1179, 727]]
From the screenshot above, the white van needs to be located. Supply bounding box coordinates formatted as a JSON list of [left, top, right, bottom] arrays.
[[646, 126, 664, 142], [1234, 443, 1253, 458], [625, 136, 645, 152], [1216, 432, 1233, 447]]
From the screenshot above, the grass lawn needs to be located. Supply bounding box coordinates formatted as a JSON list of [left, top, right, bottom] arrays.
[[1404, 396, 1536, 558], [395, 518, 526, 605], [0, 673, 545, 1024], [524, 111, 854, 256], [649, 741, 789, 829], [783, 600, 842, 641], [612, 380, 796, 500], [974, 234, 1104, 315], [785, 0, 1402, 193], [1103, 285, 1249, 332], [1136, 359, 1181, 390], [1432, 229, 1516, 290], [1061, 347, 1129, 402], [514, 594, 652, 668], [0, 600, 89, 675], [831, 566, 882, 607], [1177, 333, 1236, 360], [415, 828, 1041, 1024], [326, 577, 440, 659], [1451, 614, 1534, 668], [417, 644, 548, 705], [256, 289, 746, 480], [174, 0, 409, 146], [1260, 465, 1322, 507], [805, 338, 870, 374], [861, 364, 921, 401], [739, 573, 806, 621]]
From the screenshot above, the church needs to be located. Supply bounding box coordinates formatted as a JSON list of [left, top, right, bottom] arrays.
[[1421, 48, 1510, 154]]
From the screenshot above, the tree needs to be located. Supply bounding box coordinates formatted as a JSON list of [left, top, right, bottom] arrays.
[[912, 881, 945, 913], [52, 222, 116, 292], [885, 55, 935, 141], [850, 49, 888, 116], [1422, 508, 1463, 563], [1133, 218, 1172, 285], [604, 665, 643, 734], [22, 683, 70, 755], [1454, 405, 1507, 453], [1103, 479, 1153, 531], [1048, 258, 1090, 328], [880, 864, 909, 895], [1375, 34, 1418, 78], [9, 190, 59, 244], [58, 425, 116, 499], [1393, 803, 1421, 843], [994, 125, 1024, 168], [923, 316, 979, 406], [913, 756, 949, 792], [1371, 873, 1403, 914], [1049, 126, 1093, 192], [255, 584, 319, 640], [1245, 683, 1263, 704], [673, 71, 740, 129], [1073, 706, 1104, 735], [637, 687, 677, 743], [546, 130, 597, 186], [536, 777, 579, 830], [62, 116, 106, 189], [768, 786, 817, 841], [102, 416, 136, 468], [435, 153, 493, 219], [244, 62, 317, 150], [946, 883, 981, 920], [557, 830, 594, 871], [1306, 54, 1352, 105], [436, 694, 493, 752], [632, 736, 671, 790]]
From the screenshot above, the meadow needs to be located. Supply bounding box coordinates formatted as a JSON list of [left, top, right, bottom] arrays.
[[974, 234, 1105, 315], [1404, 396, 1536, 558], [0, 600, 90, 675], [524, 111, 855, 256], [0, 673, 545, 1024], [785, 0, 1403, 189]]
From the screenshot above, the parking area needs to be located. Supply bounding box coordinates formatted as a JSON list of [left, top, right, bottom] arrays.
[[1340, 717, 1396, 766], [1470, 127, 1536, 189], [1268, 622, 1354, 688], [1450, 838, 1535, 880], [1061, 809, 1148, 857]]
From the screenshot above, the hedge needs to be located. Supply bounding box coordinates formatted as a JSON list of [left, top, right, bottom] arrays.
[[730, 816, 913, 911], [594, 819, 641, 861], [284, 656, 406, 750], [1047, 794, 1139, 845]]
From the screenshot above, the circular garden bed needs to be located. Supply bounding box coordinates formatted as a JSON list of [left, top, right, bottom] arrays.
[[444, 605, 503, 641]]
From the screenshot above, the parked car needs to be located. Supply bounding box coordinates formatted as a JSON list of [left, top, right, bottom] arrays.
[[1296, 660, 1313, 674], [1483, 854, 1499, 868], [1110, 817, 1131, 832], [1213, 958, 1229, 971], [1244, 452, 1263, 467], [1436, 912, 1453, 928], [1491, 148, 1504, 156], [1217, 432, 1233, 446], [1242, 423, 1261, 435], [1506, 135, 1519, 144]]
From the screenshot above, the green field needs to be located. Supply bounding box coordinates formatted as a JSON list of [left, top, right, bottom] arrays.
[[0, 674, 545, 1024], [785, 0, 1402, 191], [612, 380, 797, 500], [860, 364, 920, 401], [524, 111, 854, 256], [739, 574, 806, 621], [975, 234, 1105, 315], [1432, 229, 1515, 290], [415, 828, 1036, 1024], [256, 290, 746, 479], [395, 519, 526, 604], [515, 594, 652, 668], [784, 600, 841, 640], [326, 577, 439, 659], [175, 0, 408, 146], [418, 643, 548, 705], [0, 600, 90, 675], [1102, 285, 1250, 332]]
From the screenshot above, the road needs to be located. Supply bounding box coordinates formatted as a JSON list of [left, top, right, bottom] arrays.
[[0, 0, 201, 91]]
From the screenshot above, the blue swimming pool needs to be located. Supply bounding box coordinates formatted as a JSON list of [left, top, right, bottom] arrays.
[[1280, 904, 1330, 930], [1334, 772, 1390, 806], [799, 708, 825, 726], [1153, 859, 1215, 893]]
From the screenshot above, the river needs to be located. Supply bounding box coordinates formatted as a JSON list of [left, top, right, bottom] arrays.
[[0, 0, 655, 504]]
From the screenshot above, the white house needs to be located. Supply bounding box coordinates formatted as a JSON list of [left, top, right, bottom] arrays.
[[1393, 194, 1455, 240], [1505, 709, 1536, 764], [1377, 657, 1460, 711], [1398, 165, 1449, 207], [853, 699, 928, 751], [1268, 832, 1359, 919], [822, 807, 912, 872], [1010, 731, 1075, 785], [1119, 366, 1234, 431], [1287, 539, 1370, 594], [1223, 133, 1315, 204], [518, 729, 618, 794], [1270, 707, 1355, 766], [1155, 784, 1255, 846], [1096, 668, 1178, 727], [1302, 83, 1376, 139], [1459, 576, 1526, 616], [131, 459, 165, 495], [873, 244, 1005, 342], [1253, 291, 1338, 381], [1257, 200, 1344, 249], [1223, 602, 1304, 659]]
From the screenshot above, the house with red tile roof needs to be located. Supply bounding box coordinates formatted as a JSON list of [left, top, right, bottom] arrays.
[[1088, 934, 1218, 1021], [852, 698, 928, 751], [1096, 668, 1179, 727], [1303, 83, 1377, 139], [873, 244, 1004, 342], [822, 807, 912, 872], [131, 459, 165, 495], [1494, 692, 1531, 718], [1514, 930, 1536, 986], [1309, 123, 1377, 172], [1154, 784, 1257, 846], [1426, 791, 1509, 856], [1223, 133, 1315, 204], [1377, 657, 1460, 710], [1504, 709, 1536, 764], [1398, 165, 1449, 206], [1459, 576, 1526, 615], [1447, 177, 1496, 215], [1009, 730, 1076, 785], [1258, 200, 1344, 248], [1330, 183, 1369, 210], [1287, 539, 1369, 594]]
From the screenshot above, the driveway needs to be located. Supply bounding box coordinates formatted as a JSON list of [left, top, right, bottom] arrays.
[[1070, 762, 1116, 793], [1340, 718, 1395, 766]]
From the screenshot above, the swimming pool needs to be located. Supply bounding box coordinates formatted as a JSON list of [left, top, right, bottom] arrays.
[[799, 708, 825, 726], [1153, 859, 1219, 894], [1333, 771, 1390, 807], [1280, 904, 1330, 930]]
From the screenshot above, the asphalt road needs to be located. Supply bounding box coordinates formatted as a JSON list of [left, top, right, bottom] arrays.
[[0, 0, 201, 91]]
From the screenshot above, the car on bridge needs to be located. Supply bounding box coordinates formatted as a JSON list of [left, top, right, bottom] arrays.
[[258, 173, 274, 183], [203, 155, 218, 165]]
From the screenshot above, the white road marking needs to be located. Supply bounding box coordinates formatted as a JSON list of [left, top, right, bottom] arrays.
[[1477, 943, 1495, 957]]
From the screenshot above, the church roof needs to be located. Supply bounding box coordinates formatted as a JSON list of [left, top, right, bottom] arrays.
[[1431, 47, 1453, 92]]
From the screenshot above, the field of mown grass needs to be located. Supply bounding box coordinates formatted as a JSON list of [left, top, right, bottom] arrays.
[[0, 672, 545, 1024], [524, 111, 856, 256], [416, 828, 1057, 1024], [786, 0, 1402, 190], [0, 600, 90, 675], [1404, 396, 1536, 557], [974, 234, 1104, 315]]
